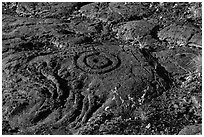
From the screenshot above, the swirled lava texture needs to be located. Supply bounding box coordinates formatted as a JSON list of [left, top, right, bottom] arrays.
[[2, 2, 202, 135]]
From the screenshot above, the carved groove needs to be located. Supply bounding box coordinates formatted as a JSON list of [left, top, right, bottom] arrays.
[[76, 50, 121, 74]]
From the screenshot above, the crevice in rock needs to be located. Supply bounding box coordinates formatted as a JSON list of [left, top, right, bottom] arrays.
[[140, 48, 173, 89], [31, 108, 52, 124], [149, 25, 161, 40]]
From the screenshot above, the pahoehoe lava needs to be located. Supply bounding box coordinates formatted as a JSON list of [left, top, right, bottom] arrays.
[[2, 2, 202, 135]]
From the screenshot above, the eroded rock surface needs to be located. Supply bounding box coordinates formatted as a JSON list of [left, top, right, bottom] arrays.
[[178, 124, 202, 135], [2, 2, 202, 135], [158, 23, 202, 48]]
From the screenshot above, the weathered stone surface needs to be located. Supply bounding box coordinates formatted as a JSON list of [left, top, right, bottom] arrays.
[[108, 2, 151, 20], [158, 24, 201, 47], [154, 47, 201, 77], [2, 2, 202, 135], [186, 3, 202, 21], [178, 124, 202, 135], [116, 20, 156, 41], [80, 2, 151, 23], [188, 32, 202, 48], [79, 2, 113, 22], [3, 38, 171, 134], [15, 2, 81, 18]]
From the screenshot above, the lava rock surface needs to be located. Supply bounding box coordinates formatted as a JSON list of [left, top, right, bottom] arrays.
[[2, 2, 202, 135]]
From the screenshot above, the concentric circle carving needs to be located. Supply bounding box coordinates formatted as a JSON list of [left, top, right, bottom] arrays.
[[76, 51, 120, 74]]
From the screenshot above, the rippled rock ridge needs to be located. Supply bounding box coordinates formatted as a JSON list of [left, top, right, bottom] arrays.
[[2, 2, 202, 135]]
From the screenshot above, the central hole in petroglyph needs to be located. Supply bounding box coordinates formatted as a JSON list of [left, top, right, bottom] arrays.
[[93, 58, 99, 63]]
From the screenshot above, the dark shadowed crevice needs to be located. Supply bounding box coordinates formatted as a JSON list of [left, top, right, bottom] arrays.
[[31, 108, 52, 123], [140, 48, 173, 89], [149, 25, 161, 39]]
